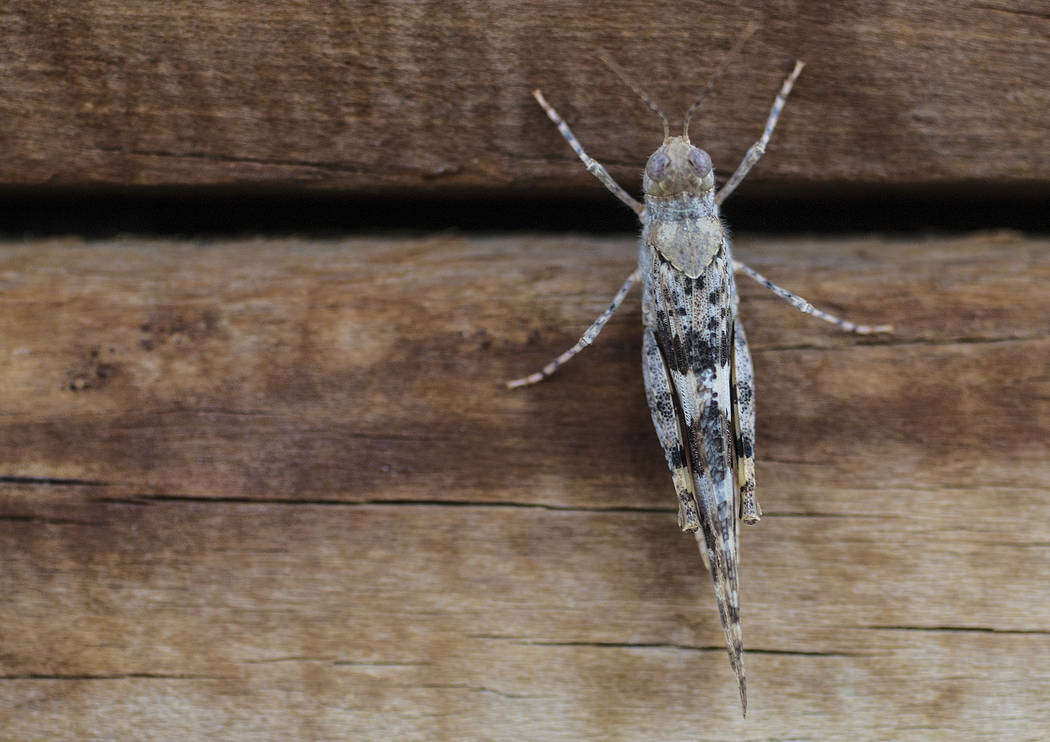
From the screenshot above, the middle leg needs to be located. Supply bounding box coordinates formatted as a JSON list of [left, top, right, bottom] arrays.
[[507, 268, 640, 389], [734, 260, 892, 334]]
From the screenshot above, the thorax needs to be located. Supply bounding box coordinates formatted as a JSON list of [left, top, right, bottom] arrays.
[[641, 192, 730, 279]]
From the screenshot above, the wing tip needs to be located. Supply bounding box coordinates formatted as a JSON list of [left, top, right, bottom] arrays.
[[694, 530, 748, 716], [727, 625, 747, 717]]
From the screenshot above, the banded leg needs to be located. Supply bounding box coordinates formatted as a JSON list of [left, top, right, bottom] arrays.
[[533, 90, 645, 217], [734, 260, 893, 334], [715, 60, 805, 206], [731, 317, 759, 524], [507, 269, 640, 389]]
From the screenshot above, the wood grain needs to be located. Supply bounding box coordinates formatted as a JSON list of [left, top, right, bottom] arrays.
[[0, 233, 1047, 739], [1, 1, 1048, 195]]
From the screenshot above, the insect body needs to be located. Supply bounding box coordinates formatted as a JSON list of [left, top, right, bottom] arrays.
[[510, 44, 889, 715]]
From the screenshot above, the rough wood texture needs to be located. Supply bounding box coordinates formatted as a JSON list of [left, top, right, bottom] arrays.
[[0, 233, 1047, 739], [1, 1, 1048, 195]]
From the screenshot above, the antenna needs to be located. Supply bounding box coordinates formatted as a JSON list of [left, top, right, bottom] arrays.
[[683, 22, 760, 140], [600, 53, 670, 141]]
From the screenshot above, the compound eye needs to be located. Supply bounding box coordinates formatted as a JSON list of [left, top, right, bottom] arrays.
[[645, 151, 671, 181], [688, 149, 712, 176]]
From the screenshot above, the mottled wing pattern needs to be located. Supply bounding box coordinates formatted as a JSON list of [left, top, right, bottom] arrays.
[[642, 328, 701, 533], [642, 241, 745, 705], [732, 316, 759, 523]]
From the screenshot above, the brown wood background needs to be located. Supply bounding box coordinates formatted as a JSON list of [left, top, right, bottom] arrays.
[[1, 234, 1048, 739], [2, 1, 1050, 740], [1, 0, 1048, 195]]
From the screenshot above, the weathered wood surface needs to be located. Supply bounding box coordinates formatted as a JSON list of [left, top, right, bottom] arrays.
[[0, 233, 1048, 740], [1, 1, 1048, 195]]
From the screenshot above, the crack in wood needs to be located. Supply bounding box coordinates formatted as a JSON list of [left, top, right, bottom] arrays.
[[503, 640, 865, 658], [0, 476, 107, 487], [0, 673, 223, 681], [852, 625, 1050, 635]]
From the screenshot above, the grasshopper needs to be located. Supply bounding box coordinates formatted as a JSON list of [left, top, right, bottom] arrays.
[[509, 33, 889, 715]]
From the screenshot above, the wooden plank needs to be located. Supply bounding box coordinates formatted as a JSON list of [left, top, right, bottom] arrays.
[[0, 232, 1048, 739], [1, 1, 1048, 194]]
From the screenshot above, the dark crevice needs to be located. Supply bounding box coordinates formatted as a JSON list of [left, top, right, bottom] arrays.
[[0, 191, 1046, 238]]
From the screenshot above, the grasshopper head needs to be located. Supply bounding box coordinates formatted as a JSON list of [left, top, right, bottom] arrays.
[[643, 137, 715, 199]]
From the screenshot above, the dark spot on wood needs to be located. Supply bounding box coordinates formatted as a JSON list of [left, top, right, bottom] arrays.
[[65, 347, 118, 392], [68, 374, 89, 391], [138, 307, 227, 354], [202, 309, 220, 331]]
